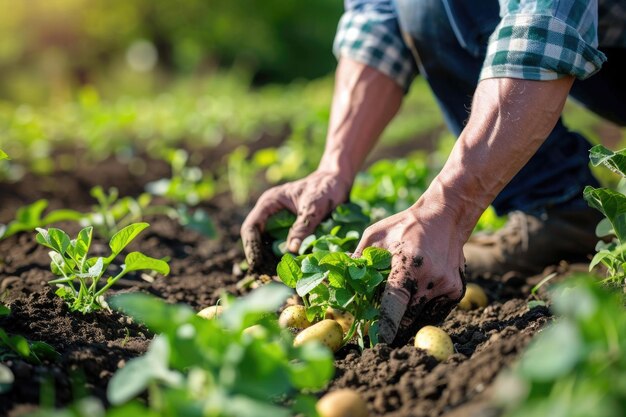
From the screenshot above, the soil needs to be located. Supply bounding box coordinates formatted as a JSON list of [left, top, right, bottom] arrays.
[[0, 151, 576, 417]]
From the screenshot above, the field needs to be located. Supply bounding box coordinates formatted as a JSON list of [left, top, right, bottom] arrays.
[[2, 70, 624, 417]]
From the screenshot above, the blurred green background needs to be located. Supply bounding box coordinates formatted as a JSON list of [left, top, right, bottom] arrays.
[[0, 0, 343, 104], [0, 0, 623, 191]]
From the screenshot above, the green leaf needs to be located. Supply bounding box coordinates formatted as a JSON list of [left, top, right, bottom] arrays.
[[348, 265, 366, 280], [18, 200, 48, 225], [519, 320, 582, 381], [177, 208, 216, 238], [0, 149, 8, 160], [123, 252, 170, 275], [583, 186, 626, 243], [298, 234, 317, 255], [276, 254, 301, 288], [331, 203, 369, 224], [221, 283, 293, 330], [589, 144, 626, 177], [289, 342, 335, 390], [301, 256, 323, 274], [595, 217, 614, 237], [29, 341, 61, 361], [0, 329, 32, 362], [363, 247, 392, 269], [265, 210, 296, 239], [36, 228, 71, 255], [0, 303, 9, 317], [319, 251, 352, 268], [41, 209, 84, 225], [107, 335, 182, 405], [296, 272, 327, 297], [109, 293, 195, 334], [109, 223, 149, 257], [333, 287, 354, 308]]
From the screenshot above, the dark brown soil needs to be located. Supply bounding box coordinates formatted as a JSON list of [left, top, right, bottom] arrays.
[[0, 153, 567, 417]]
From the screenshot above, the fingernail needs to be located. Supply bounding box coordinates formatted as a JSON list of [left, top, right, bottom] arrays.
[[288, 239, 301, 253]]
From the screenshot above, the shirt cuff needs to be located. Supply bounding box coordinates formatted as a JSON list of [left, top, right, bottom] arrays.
[[333, 10, 417, 92], [480, 14, 607, 81]]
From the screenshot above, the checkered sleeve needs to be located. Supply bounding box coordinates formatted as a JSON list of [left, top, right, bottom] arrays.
[[333, 8, 417, 92], [480, 0, 607, 81]]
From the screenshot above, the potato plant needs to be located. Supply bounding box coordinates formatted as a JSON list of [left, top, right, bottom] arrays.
[[105, 284, 334, 417], [36, 222, 169, 314], [583, 145, 626, 285], [0, 199, 83, 240], [266, 203, 369, 257], [495, 275, 626, 417], [277, 247, 391, 349]]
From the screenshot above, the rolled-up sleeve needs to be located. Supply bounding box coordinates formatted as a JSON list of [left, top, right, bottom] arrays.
[[333, 2, 417, 92], [480, 0, 607, 81]]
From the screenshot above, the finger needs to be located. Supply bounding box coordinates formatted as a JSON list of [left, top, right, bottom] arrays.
[[242, 191, 296, 234], [241, 225, 263, 271], [286, 201, 326, 253], [352, 226, 385, 258], [377, 256, 415, 344]]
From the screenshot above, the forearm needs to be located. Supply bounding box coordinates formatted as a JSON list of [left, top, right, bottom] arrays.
[[318, 58, 404, 185], [419, 76, 575, 239]]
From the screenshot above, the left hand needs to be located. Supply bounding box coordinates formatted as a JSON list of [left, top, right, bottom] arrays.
[[353, 204, 466, 345]]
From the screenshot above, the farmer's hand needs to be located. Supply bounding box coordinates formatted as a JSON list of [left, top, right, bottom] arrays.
[[241, 170, 351, 271], [353, 203, 466, 345]]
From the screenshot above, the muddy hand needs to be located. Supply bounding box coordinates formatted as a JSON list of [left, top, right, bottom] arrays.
[[241, 170, 351, 271], [352, 207, 466, 345]]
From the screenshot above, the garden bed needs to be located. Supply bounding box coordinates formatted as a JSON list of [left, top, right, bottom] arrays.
[[0, 153, 572, 417]]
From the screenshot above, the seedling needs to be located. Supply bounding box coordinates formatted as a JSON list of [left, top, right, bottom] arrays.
[[277, 247, 391, 349], [106, 284, 334, 417], [36, 222, 169, 314], [145, 148, 215, 206], [0, 200, 83, 240], [267, 203, 369, 256], [584, 145, 626, 285]]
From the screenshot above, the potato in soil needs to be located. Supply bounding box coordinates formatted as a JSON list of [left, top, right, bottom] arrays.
[[279, 305, 313, 329], [316, 389, 369, 417], [293, 319, 343, 352], [197, 305, 224, 319], [414, 325, 454, 361], [325, 307, 355, 334], [458, 283, 488, 310]]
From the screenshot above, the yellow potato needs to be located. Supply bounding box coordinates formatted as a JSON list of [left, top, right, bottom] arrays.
[[316, 389, 369, 417], [242, 324, 267, 337], [414, 325, 454, 361], [293, 319, 343, 352], [457, 283, 488, 311], [325, 308, 355, 334], [279, 305, 313, 329], [196, 305, 224, 320]]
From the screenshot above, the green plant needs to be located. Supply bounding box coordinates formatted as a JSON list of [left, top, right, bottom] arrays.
[[266, 203, 369, 257], [583, 145, 626, 285], [35, 223, 169, 314], [0, 149, 8, 160], [83, 186, 216, 240], [277, 247, 391, 349], [495, 275, 626, 417], [0, 200, 83, 240], [105, 283, 334, 417], [0, 303, 60, 394], [146, 149, 215, 207]]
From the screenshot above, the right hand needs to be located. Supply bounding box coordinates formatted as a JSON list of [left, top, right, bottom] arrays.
[[241, 170, 351, 271]]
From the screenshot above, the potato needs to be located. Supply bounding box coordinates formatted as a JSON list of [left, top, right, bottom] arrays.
[[457, 283, 488, 310], [293, 319, 343, 352], [414, 325, 454, 361], [279, 305, 313, 329], [243, 324, 266, 337], [325, 308, 355, 334], [316, 389, 369, 417], [197, 305, 224, 320]]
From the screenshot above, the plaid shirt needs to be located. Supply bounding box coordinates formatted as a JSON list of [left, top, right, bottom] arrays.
[[334, 0, 626, 91]]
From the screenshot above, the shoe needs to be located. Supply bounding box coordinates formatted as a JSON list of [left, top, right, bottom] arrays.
[[464, 208, 603, 277]]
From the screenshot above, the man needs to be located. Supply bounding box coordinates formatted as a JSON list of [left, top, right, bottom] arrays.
[[242, 0, 626, 345]]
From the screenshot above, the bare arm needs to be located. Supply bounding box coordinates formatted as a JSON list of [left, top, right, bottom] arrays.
[[356, 76, 575, 343], [241, 58, 403, 267]]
